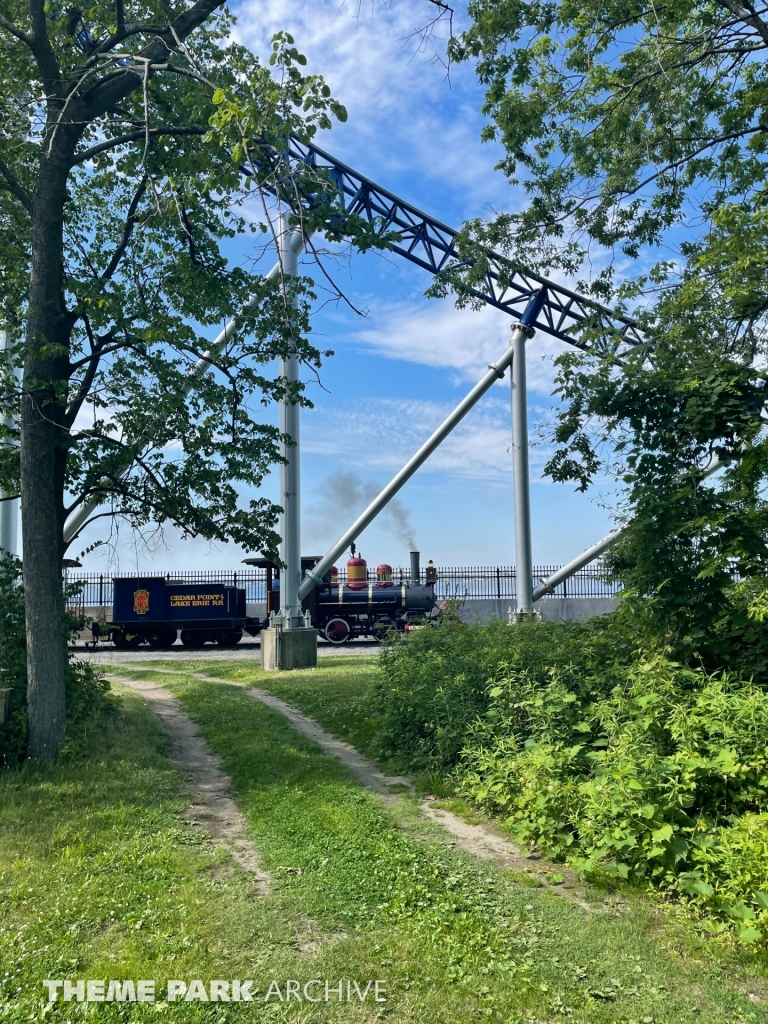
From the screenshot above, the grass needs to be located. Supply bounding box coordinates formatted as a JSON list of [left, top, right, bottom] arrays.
[[132, 655, 385, 760], [134, 655, 384, 756], [96, 660, 768, 1021]]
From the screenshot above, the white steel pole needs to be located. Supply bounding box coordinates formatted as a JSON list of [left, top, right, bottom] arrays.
[[511, 324, 534, 613], [277, 215, 303, 628], [530, 455, 727, 602], [0, 328, 19, 557], [531, 527, 626, 602], [299, 325, 527, 601], [62, 229, 309, 545]]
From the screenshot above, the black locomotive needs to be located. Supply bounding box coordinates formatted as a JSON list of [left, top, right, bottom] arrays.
[[245, 551, 438, 645], [96, 551, 437, 648]]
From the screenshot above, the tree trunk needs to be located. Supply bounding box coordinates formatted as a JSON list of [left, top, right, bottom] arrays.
[[22, 142, 74, 760]]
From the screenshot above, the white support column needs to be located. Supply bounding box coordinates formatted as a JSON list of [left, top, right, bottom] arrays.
[[277, 215, 304, 628], [511, 324, 534, 613], [0, 328, 19, 558], [62, 230, 310, 546], [300, 324, 526, 600]]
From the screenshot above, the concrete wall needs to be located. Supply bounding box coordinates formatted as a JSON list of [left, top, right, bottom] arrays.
[[458, 597, 620, 624]]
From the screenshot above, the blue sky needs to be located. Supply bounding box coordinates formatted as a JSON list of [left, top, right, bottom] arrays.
[[73, 0, 621, 576]]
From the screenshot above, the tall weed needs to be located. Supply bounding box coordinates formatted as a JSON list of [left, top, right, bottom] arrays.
[[0, 554, 115, 766], [376, 619, 768, 941], [374, 616, 630, 770]]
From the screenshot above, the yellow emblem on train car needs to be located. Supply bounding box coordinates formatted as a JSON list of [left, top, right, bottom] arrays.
[[133, 589, 150, 615]]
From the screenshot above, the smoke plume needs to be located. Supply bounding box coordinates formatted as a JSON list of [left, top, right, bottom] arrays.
[[305, 471, 417, 552]]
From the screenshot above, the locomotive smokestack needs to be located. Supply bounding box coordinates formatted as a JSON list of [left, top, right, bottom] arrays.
[[410, 550, 420, 584]]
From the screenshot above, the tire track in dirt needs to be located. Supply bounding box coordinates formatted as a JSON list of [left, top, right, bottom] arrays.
[[107, 666, 590, 908], [106, 675, 270, 892]]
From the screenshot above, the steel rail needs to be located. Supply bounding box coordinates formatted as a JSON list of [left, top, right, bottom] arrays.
[[270, 137, 646, 355]]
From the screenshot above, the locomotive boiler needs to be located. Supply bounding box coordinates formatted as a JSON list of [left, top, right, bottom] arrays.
[[244, 549, 438, 645]]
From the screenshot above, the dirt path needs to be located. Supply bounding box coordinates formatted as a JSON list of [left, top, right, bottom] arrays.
[[106, 675, 270, 892], [108, 665, 590, 905]]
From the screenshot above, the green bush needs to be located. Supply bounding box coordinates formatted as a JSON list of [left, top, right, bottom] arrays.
[[374, 616, 630, 770], [376, 619, 768, 941], [456, 652, 768, 940], [0, 554, 28, 764], [0, 554, 115, 766]]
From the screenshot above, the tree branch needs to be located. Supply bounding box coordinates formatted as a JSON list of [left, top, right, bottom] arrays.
[[712, 0, 768, 44], [78, 0, 228, 122], [0, 13, 33, 47], [0, 156, 33, 212], [71, 126, 206, 165], [101, 175, 148, 280], [27, 0, 63, 94]]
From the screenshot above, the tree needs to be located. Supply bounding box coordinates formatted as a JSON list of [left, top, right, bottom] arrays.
[[0, 1, 377, 759], [434, 0, 768, 663], [444, 0, 768, 322]]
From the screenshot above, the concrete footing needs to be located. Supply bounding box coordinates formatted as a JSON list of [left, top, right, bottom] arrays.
[[260, 627, 318, 670]]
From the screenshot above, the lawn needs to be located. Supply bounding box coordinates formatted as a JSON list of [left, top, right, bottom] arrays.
[[67, 657, 768, 1021]]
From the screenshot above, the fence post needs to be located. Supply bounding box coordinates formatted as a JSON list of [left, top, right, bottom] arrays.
[[496, 566, 501, 599]]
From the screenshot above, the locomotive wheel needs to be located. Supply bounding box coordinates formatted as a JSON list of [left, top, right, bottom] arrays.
[[324, 617, 351, 645], [149, 629, 176, 648], [180, 629, 205, 648], [372, 617, 396, 638], [216, 629, 242, 647]]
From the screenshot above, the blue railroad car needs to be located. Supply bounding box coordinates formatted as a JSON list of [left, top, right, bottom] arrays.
[[109, 577, 248, 648]]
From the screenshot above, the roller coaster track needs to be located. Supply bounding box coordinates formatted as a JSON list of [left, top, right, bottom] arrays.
[[270, 137, 646, 356]]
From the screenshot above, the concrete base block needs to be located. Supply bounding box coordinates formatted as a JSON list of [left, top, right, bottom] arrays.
[[260, 627, 318, 671]]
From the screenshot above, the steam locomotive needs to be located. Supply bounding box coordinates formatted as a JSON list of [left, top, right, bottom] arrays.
[[98, 551, 437, 647]]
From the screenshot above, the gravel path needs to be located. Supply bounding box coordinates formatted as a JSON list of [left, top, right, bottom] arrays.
[[107, 674, 270, 892], [109, 666, 589, 907]]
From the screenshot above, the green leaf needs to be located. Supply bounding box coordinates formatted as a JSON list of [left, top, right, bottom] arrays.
[[651, 824, 673, 844]]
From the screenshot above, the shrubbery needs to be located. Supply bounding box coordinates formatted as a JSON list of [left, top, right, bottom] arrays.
[[0, 554, 115, 767], [375, 617, 768, 942], [375, 617, 631, 771]]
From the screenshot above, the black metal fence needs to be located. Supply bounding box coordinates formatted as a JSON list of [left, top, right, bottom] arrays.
[[64, 562, 620, 615]]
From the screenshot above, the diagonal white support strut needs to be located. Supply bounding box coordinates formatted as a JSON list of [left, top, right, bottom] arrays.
[[531, 456, 727, 602], [299, 323, 532, 600], [62, 229, 309, 546]]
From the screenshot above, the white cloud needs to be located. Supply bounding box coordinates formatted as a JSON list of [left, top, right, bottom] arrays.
[[346, 298, 573, 394], [232, 0, 514, 219], [303, 394, 556, 482]]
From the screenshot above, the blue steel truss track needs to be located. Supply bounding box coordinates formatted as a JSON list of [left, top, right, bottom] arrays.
[[275, 137, 645, 355]]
